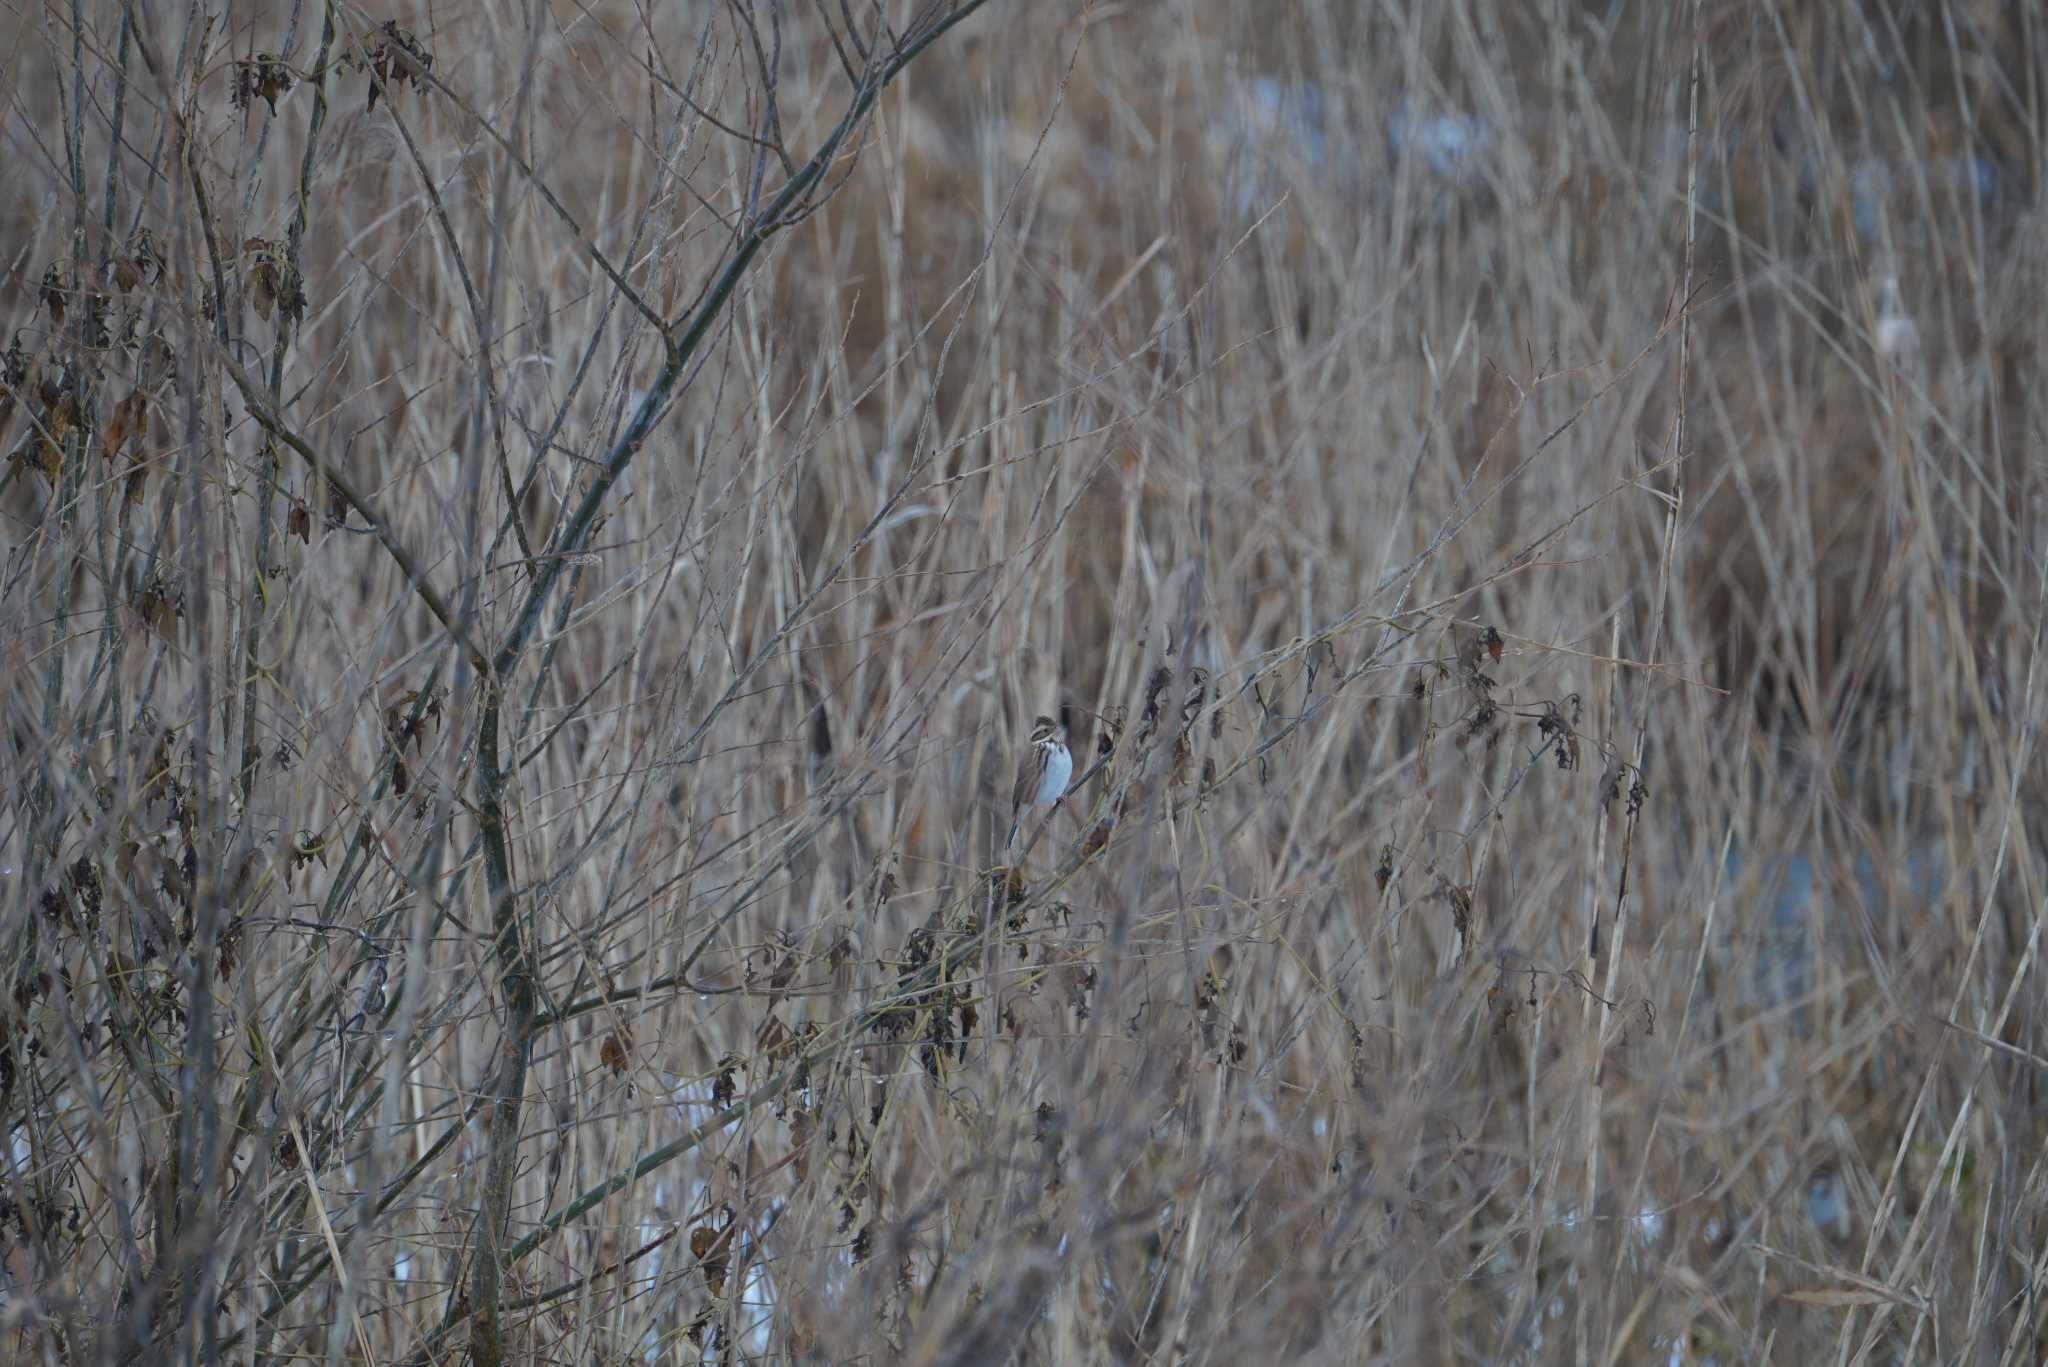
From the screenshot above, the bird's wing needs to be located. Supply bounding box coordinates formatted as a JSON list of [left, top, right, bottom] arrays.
[[1010, 750, 1037, 814]]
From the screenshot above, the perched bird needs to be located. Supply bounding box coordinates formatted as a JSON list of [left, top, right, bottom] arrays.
[[1873, 273, 1920, 378], [1005, 715, 1073, 852]]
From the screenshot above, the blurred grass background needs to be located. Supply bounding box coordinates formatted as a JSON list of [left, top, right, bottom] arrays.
[[0, 0, 2042, 1362]]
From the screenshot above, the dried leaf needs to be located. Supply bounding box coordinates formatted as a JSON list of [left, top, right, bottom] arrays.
[[102, 388, 147, 461], [788, 1108, 814, 1181], [124, 228, 164, 287], [359, 21, 434, 114], [1785, 1288, 1892, 1308], [241, 238, 305, 328], [38, 264, 67, 324], [711, 1053, 739, 1108], [689, 1220, 735, 1296], [231, 54, 294, 114], [134, 569, 183, 642]]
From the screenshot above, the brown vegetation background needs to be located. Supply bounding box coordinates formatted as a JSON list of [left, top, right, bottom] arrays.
[[0, 0, 2042, 1362]]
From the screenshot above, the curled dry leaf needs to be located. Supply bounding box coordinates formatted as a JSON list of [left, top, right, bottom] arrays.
[[1096, 708, 1123, 759], [788, 1108, 814, 1181], [241, 238, 306, 328], [231, 53, 294, 114], [38, 263, 68, 323], [689, 1220, 735, 1296], [0, 334, 26, 434], [134, 567, 183, 643], [109, 227, 166, 294], [357, 21, 435, 113], [711, 1052, 740, 1108], [599, 1030, 631, 1076], [102, 389, 148, 461]]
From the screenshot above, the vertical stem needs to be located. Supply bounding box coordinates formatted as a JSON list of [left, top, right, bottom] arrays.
[[467, 685, 536, 1367], [103, 5, 132, 238], [1582, 2, 1701, 1358], [238, 0, 321, 809]]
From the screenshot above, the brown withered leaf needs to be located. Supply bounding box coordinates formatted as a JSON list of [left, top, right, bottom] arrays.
[[102, 389, 148, 461], [765, 930, 799, 999], [358, 21, 434, 114], [125, 228, 164, 288], [1488, 969, 1516, 1035], [218, 915, 244, 978], [245, 243, 276, 322], [231, 53, 294, 114], [1434, 877, 1473, 960], [38, 263, 68, 324], [754, 1014, 791, 1062], [241, 238, 305, 328], [134, 568, 183, 642], [0, 339, 24, 434], [286, 499, 311, 542], [12, 435, 59, 486], [689, 1220, 735, 1296], [788, 1108, 814, 1181], [824, 925, 854, 974], [383, 686, 446, 756], [1097, 708, 1123, 760], [598, 1030, 631, 1076], [15, 387, 85, 484]]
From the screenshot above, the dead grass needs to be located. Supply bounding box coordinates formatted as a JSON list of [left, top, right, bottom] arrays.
[[0, 0, 2042, 1362]]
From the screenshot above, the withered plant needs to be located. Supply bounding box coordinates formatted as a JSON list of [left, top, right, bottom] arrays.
[[0, 1, 2041, 1364]]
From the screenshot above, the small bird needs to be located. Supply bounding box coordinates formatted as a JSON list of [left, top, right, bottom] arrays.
[[1873, 273, 1920, 378], [1005, 715, 1073, 852]]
